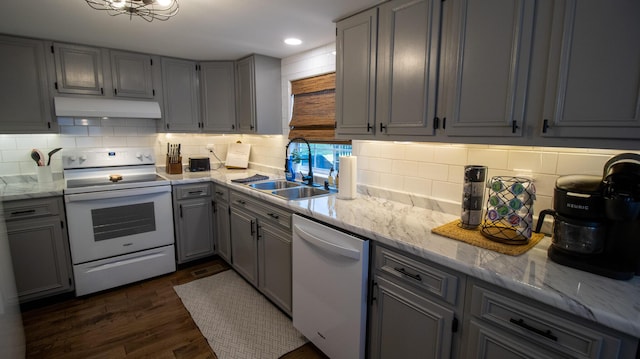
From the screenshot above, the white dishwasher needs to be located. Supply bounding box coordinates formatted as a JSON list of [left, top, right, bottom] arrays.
[[292, 214, 369, 359]]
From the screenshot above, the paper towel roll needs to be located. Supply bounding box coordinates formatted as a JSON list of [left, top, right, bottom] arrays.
[[338, 156, 357, 200]]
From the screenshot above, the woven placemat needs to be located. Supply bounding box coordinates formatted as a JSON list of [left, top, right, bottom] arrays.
[[431, 219, 544, 256]]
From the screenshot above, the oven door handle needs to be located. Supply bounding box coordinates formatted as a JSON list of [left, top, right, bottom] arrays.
[[65, 185, 171, 203]]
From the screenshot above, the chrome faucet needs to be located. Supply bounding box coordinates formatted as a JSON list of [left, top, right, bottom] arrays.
[[285, 137, 313, 186]]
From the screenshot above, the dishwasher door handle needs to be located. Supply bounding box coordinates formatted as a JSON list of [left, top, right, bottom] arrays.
[[294, 224, 361, 260]]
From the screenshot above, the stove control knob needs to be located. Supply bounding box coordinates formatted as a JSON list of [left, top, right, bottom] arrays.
[[135, 152, 143, 160], [79, 155, 87, 163], [68, 156, 77, 162], [144, 153, 152, 159]]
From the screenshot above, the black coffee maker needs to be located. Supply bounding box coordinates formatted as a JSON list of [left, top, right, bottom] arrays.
[[537, 153, 640, 280]]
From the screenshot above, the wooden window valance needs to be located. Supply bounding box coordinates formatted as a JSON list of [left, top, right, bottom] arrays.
[[289, 72, 349, 144]]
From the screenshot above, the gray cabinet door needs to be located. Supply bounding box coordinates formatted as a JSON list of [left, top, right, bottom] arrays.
[[161, 57, 200, 132], [376, 0, 441, 137], [335, 8, 378, 137], [110, 50, 154, 99], [463, 320, 559, 359], [370, 276, 455, 359], [52, 42, 105, 95], [541, 0, 640, 139], [214, 200, 231, 263], [0, 35, 53, 133], [230, 207, 258, 286], [258, 221, 292, 315], [175, 198, 214, 264], [235, 56, 255, 133], [7, 216, 73, 302], [200, 61, 237, 132], [235, 55, 282, 134], [439, 0, 535, 137]]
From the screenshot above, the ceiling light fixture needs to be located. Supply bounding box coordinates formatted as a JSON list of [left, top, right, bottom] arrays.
[[85, 0, 179, 22], [284, 38, 302, 46]]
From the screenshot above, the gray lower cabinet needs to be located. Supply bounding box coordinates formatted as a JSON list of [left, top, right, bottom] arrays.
[[200, 61, 237, 133], [541, 0, 640, 140], [235, 54, 282, 134], [161, 57, 200, 132], [229, 190, 292, 314], [173, 183, 214, 264], [461, 278, 639, 359], [213, 184, 232, 263], [369, 244, 465, 359], [0, 35, 54, 133], [3, 197, 73, 302]]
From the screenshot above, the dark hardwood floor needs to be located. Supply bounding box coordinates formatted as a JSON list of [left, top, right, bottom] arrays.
[[22, 257, 226, 358], [21, 256, 327, 359]]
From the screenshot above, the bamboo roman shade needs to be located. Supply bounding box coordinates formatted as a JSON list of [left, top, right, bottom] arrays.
[[289, 72, 347, 143]]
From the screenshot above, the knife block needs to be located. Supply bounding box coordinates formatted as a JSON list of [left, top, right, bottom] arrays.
[[165, 155, 183, 174]]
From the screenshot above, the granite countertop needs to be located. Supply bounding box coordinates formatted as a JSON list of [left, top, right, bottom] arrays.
[[3, 169, 640, 338]]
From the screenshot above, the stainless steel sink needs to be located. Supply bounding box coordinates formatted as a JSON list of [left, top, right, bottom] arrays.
[[271, 186, 337, 200], [248, 180, 302, 190]]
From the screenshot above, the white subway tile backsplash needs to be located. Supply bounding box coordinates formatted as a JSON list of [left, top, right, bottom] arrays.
[[60, 126, 88, 136], [75, 118, 101, 126], [447, 165, 465, 183], [417, 162, 449, 181], [404, 144, 435, 162], [0, 136, 17, 150], [76, 137, 103, 148], [467, 148, 509, 169], [508, 151, 558, 174], [403, 176, 432, 196], [431, 181, 463, 202], [432, 146, 468, 165], [379, 173, 405, 191], [392, 160, 418, 177], [0, 162, 20, 175], [359, 170, 380, 186], [556, 153, 610, 176]]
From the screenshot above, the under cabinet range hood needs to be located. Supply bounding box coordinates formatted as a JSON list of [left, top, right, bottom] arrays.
[[54, 97, 162, 119]]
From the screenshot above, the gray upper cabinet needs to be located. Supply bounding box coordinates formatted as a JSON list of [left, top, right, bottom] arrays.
[[235, 54, 282, 134], [439, 0, 535, 137], [541, 0, 640, 139], [335, 7, 378, 138], [51, 42, 106, 96], [200, 61, 237, 133], [376, 0, 442, 137], [0, 35, 54, 133], [161, 57, 200, 132], [110, 50, 155, 99]]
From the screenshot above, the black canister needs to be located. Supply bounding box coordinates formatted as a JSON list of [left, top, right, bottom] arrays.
[[461, 165, 487, 229]]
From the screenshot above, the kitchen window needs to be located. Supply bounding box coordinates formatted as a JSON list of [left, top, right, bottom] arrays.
[[288, 72, 351, 175]]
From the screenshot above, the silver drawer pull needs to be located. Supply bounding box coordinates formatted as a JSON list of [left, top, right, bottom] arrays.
[[188, 190, 203, 195], [236, 199, 246, 205], [394, 267, 422, 282], [268, 213, 279, 219], [509, 318, 558, 341]]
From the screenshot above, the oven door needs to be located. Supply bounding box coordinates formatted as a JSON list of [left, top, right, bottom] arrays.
[[65, 185, 174, 264]]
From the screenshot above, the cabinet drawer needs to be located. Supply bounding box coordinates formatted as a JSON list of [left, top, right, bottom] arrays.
[[174, 183, 211, 200], [3, 197, 62, 220], [375, 246, 459, 305], [469, 283, 624, 359], [213, 184, 229, 203], [230, 191, 292, 229]]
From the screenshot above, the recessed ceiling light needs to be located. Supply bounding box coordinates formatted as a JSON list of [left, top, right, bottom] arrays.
[[284, 38, 302, 46]]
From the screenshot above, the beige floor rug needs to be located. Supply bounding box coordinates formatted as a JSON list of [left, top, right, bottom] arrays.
[[173, 269, 307, 359]]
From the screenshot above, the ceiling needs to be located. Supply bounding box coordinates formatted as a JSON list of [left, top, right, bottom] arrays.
[[0, 0, 380, 61]]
